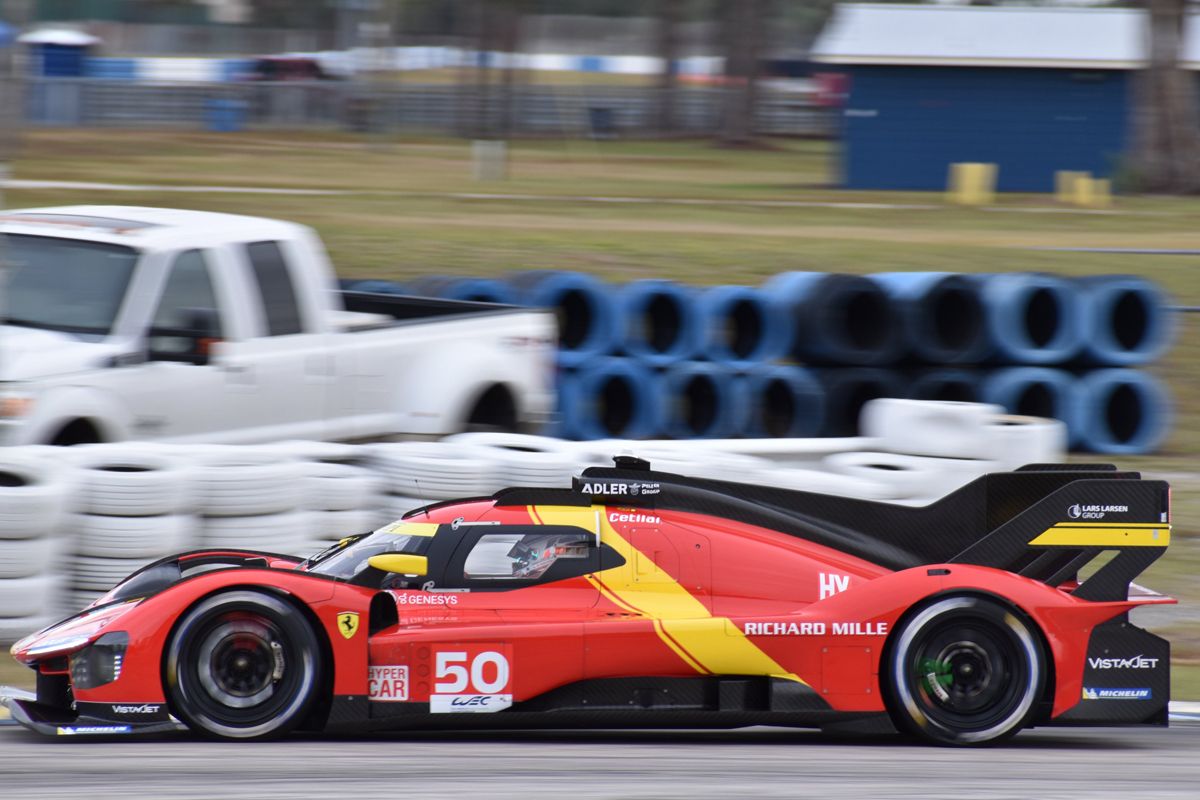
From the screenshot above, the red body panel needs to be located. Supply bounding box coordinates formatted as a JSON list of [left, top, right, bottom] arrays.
[[8, 492, 1171, 732]]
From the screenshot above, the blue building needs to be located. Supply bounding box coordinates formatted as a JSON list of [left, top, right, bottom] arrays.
[[811, 4, 1192, 193]]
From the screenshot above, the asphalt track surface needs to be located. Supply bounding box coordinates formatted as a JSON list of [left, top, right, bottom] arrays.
[[1, 723, 1198, 800]]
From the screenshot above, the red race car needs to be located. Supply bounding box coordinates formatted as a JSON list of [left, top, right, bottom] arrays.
[[2, 459, 1173, 745]]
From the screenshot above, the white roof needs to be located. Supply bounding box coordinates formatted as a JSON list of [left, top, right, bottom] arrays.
[[0, 206, 308, 249], [18, 29, 100, 47], [811, 4, 1200, 69]]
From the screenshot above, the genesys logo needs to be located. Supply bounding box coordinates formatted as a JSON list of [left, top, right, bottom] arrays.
[[1088, 655, 1160, 670], [1082, 687, 1152, 701], [393, 592, 458, 606], [110, 703, 162, 715], [1068, 503, 1129, 520]]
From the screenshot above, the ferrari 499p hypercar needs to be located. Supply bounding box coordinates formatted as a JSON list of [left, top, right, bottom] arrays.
[[2, 459, 1174, 746]]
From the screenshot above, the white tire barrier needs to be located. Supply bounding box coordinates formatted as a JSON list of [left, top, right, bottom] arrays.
[[0, 453, 70, 538], [610, 448, 773, 485], [983, 414, 1070, 472], [860, 398, 1005, 460], [72, 513, 196, 559], [379, 495, 437, 522], [67, 555, 152, 593], [71, 446, 195, 517], [200, 510, 313, 556], [768, 468, 900, 501], [0, 536, 57, 579], [63, 588, 106, 617], [0, 615, 57, 646], [306, 462, 384, 512], [0, 574, 61, 619], [444, 432, 582, 488], [823, 452, 995, 502], [261, 439, 364, 464], [368, 443, 500, 500], [193, 451, 307, 517], [308, 508, 381, 543]]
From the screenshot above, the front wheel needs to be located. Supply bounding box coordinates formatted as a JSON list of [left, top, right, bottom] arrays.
[[165, 590, 321, 740], [885, 595, 1045, 746]]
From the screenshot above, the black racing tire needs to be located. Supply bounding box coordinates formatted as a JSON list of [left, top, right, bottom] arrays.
[[165, 590, 321, 740], [884, 595, 1045, 746]]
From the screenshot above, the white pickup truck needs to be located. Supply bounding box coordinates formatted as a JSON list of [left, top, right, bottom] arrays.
[[0, 206, 556, 445]]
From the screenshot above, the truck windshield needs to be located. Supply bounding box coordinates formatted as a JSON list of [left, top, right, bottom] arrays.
[[1, 234, 139, 336]]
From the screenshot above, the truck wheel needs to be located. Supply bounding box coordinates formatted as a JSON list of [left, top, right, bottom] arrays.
[[49, 419, 102, 446], [165, 590, 321, 740], [464, 384, 518, 432], [885, 595, 1044, 746]]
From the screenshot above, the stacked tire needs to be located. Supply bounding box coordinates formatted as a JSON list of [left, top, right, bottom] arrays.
[[193, 449, 313, 558], [366, 442, 495, 520], [0, 453, 71, 643], [64, 446, 198, 614], [303, 460, 385, 552], [387, 270, 1173, 454]]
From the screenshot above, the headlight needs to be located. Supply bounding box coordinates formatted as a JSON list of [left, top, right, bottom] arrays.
[[24, 633, 94, 658], [70, 632, 129, 690], [0, 394, 34, 418]]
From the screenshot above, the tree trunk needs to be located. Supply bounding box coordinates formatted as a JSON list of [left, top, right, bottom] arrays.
[[1130, 0, 1200, 192], [654, 0, 683, 137], [719, 0, 764, 146]]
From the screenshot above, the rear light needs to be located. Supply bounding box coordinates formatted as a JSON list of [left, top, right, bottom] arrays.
[[69, 632, 129, 690]]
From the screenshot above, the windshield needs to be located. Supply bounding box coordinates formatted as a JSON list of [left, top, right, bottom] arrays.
[[306, 521, 437, 580], [1, 234, 139, 336]]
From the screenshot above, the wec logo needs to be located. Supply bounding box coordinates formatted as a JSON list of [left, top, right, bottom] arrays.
[[1088, 655, 1160, 670]]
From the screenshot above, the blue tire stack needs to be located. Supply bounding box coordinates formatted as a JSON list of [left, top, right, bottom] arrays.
[[350, 271, 1174, 454]]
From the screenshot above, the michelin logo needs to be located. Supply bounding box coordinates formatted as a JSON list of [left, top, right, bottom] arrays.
[[57, 725, 133, 735], [1082, 687, 1152, 700]]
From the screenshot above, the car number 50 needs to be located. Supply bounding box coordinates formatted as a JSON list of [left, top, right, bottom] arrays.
[[434, 651, 510, 694]]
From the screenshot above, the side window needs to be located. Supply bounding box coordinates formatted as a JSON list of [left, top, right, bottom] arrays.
[[245, 240, 303, 336], [152, 249, 224, 338], [463, 531, 592, 582]]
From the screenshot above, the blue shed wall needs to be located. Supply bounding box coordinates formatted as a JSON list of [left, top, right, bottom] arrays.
[[840, 66, 1129, 192]]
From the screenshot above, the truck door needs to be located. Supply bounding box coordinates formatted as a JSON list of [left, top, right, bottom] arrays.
[[211, 240, 331, 439], [116, 248, 242, 439]]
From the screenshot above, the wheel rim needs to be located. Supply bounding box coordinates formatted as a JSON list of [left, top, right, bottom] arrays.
[[910, 621, 1021, 728], [196, 614, 284, 710], [892, 597, 1041, 744], [170, 594, 318, 738]]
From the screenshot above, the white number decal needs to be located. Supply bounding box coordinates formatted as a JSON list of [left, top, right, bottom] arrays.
[[471, 651, 510, 694], [434, 651, 469, 693], [434, 650, 510, 694]]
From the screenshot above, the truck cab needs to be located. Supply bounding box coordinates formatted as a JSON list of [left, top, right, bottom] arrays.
[[0, 206, 555, 445]]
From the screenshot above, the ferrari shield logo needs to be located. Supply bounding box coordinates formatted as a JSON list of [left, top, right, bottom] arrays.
[[337, 612, 360, 640]]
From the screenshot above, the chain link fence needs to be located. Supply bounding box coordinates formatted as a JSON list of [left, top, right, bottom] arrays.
[[24, 78, 834, 138]]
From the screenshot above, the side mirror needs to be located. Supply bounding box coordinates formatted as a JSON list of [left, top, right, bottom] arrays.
[[147, 308, 221, 366], [368, 554, 428, 577]]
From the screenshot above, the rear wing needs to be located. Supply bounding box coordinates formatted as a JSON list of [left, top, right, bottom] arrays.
[[950, 476, 1170, 601]]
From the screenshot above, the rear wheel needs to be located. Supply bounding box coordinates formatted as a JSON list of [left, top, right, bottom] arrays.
[[885, 595, 1044, 746], [165, 590, 321, 740]]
